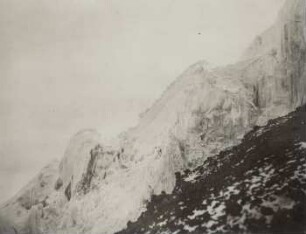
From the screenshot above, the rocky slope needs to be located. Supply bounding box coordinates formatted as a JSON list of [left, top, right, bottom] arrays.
[[117, 104, 306, 234], [1, 0, 306, 233]]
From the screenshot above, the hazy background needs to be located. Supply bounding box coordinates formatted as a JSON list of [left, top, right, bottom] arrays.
[[0, 0, 285, 203]]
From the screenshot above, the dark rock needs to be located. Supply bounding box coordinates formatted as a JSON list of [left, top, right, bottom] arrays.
[[261, 206, 274, 216], [76, 144, 102, 195], [116, 105, 306, 234], [65, 182, 71, 201], [54, 178, 63, 190]]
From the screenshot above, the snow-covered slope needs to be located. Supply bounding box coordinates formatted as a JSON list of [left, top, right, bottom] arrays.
[[0, 160, 59, 234], [117, 104, 306, 234], [1, 0, 306, 233]]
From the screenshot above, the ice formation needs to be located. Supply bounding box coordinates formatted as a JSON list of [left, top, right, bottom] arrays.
[[0, 0, 305, 233]]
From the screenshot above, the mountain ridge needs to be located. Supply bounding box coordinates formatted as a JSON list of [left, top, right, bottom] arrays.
[[1, 0, 306, 233]]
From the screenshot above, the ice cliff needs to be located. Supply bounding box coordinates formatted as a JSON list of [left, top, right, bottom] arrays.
[[117, 104, 306, 234], [1, 0, 306, 233]]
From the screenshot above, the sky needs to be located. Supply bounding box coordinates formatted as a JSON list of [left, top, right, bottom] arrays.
[[0, 0, 285, 203]]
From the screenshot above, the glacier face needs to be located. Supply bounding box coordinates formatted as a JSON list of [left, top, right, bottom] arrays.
[[59, 129, 102, 198], [1, 0, 306, 233], [242, 0, 306, 116], [122, 61, 256, 168], [122, 0, 306, 169]]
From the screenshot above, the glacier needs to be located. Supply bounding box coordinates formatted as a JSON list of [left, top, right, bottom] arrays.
[[1, 0, 306, 233]]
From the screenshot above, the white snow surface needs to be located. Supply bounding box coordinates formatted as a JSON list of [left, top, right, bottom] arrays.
[[1, 0, 306, 233], [300, 142, 306, 149], [59, 129, 102, 195]]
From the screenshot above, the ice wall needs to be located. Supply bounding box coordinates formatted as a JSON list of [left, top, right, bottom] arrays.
[[1, 1, 306, 234]]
